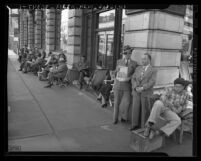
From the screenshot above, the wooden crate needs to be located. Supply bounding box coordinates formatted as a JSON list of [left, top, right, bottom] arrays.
[[130, 128, 165, 152]]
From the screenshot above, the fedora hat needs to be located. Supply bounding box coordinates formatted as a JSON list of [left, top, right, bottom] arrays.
[[122, 45, 134, 55]]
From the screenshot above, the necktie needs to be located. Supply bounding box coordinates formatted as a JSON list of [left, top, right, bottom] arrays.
[[140, 66, 146, 81], [125, 59, 128, 66]]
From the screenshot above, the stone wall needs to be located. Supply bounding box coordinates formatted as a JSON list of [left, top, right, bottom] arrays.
[[124, 6, 186, 88], [66, 9, 83, 69]]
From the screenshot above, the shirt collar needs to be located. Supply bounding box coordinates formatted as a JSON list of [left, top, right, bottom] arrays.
[[143, 64, 150, 71]]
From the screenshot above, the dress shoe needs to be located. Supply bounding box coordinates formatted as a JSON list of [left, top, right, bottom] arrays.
[[44, 83, 53, 88], [97, 97, 101, 102], [101, 103, 107, 108], [120, 118, 128, 123], [149, 130, 160, 140], [113, 120, 118, 124], [144, 126, 151, 137], [130, 126, 139, 131]]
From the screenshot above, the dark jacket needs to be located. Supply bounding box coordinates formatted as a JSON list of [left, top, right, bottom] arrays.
[[54, 61, 68, 78]]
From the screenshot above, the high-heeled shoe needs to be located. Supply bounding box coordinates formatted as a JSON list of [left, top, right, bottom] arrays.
[[97, 97, 101, 102]]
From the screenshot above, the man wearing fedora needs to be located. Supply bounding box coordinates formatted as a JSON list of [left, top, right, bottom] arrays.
[[130, 53, 157, 131], [143, 78, 190, 139], [113, 45, 138, 124]]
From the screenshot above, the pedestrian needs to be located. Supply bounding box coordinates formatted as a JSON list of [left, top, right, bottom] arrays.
[[130, 53, 157, 131], [113, 45, 138, 124]]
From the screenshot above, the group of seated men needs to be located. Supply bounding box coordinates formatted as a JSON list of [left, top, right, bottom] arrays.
[[18, 46, 46, 75], [18, 45, 68, 88]]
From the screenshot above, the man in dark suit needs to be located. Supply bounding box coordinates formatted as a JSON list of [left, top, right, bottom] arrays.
[[113, 45, 138, 124], [44, 57, 68, 88], [130, 53, 157, 131]]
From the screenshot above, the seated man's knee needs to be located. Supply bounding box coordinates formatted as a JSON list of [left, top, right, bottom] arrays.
[[176, 116, 181, 126], [153, 100, 163, 107]]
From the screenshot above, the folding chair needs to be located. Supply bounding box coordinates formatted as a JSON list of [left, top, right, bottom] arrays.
[[87, 69, 109, 91]]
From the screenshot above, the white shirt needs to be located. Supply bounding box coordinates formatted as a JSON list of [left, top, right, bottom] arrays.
[[143, 64, 150, 72]]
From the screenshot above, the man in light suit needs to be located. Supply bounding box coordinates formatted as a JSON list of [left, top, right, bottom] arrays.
[[130, 53, 157, 131], [113, 45, 138, 124]]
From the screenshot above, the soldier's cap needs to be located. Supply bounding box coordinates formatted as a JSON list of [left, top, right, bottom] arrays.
[[122, 45, 134, 55]]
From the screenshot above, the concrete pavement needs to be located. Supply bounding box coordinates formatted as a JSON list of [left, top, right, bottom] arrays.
[[7, 50, 193, 155]]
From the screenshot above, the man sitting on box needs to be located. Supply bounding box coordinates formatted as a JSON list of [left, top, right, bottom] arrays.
[[144, 78, 190, 139]]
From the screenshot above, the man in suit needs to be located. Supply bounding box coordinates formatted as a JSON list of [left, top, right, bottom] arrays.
[[44, 56, 68, 88], [113, 45, 138, 124], [130, 53, 157, 131]]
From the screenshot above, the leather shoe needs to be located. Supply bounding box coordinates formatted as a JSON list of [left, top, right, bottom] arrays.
[[149, 130, 160, 140], [101, 103, 107, 108], [144, 126, 151, 137], [97, 97, 101, 102], [44, 83, 53, 88], [113, 120, 118, 124], [130, 126, 139, 131], [121, 118, 128, 123]]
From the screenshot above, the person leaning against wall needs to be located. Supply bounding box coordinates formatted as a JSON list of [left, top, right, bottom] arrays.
[[113, 45, 138, 124], [130, 53, 157, 131]]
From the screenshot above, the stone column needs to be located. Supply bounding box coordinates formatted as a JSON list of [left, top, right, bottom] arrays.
[[45, 9, 56, 54], [67, 9, 82, 69], [41, 10, 46, 50], [35, 10, 42, 49], [23, 11, 28, 47], [19, 10, 24, 48], [28, 11, 34, 49], [124, 5, 186, 89], [55, 9, 61, 51]]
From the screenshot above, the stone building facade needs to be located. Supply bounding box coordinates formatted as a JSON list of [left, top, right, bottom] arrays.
[[18, 5, 192, 89]]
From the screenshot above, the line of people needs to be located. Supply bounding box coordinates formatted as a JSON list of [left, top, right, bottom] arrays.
[[17, 45, 193, 141], [18, 45, 68, 88]]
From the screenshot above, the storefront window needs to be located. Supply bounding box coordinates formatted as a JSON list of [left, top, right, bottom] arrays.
[[96, 9, 115, 69], [98, 10, 115, 29], [96, 31, 114, 69]]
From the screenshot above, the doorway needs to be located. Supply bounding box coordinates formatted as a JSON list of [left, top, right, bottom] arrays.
[[95, 30, 114, 69]]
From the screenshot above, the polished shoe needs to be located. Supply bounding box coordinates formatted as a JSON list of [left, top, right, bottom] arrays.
[[130, 126, 139, 131], [113, 120, 118, 124], [120, 118, 128, 123], [97, 97, 101, 102], [144, 126, 151, 137], [101, 103, 107, 108], [149, 130, 160, 140], [44, 83, 53, 88]]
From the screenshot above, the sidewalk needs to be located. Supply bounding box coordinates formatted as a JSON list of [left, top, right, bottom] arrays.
[[7, 50, 192, 155]]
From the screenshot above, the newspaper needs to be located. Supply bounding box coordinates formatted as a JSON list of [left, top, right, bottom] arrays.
[[116, 66, 130, 82]]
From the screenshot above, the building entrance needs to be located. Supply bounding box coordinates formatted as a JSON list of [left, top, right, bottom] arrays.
[[96, 30, 114, 69]]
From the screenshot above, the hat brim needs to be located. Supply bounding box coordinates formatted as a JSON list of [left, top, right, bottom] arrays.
[[122, 48, 134, 55]]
